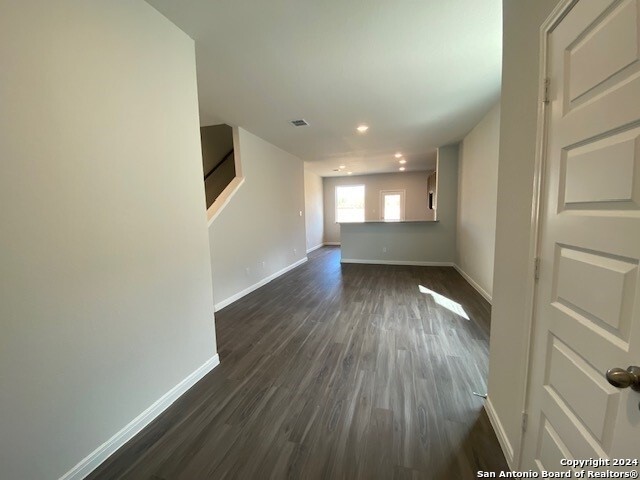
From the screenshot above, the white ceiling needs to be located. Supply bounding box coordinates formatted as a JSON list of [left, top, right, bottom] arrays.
[[147, 0, 502, 177]]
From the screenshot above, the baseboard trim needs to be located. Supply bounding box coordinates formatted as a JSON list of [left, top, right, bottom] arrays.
[[340, 258, 454, 267], [453, 264, 492, 304], [59, 354, 220, 480], [323, 242, 341, 246], [214, 257, 308, 311], [484, 397, 515, 470], [306, 243, 324, 254]]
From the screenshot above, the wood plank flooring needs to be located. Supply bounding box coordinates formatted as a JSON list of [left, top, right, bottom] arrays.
[[88, 246, 508, 479]]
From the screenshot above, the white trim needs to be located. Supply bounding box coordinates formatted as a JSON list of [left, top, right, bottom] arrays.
[[59, 354, 220, 480], [484, 397, 515, 470], [453, 264, 492, 304], [231, 126, 244, 178], [340, 258, 454, 267], [323, 242, 341, 246], [207, 127, 245, 227], [207, 176, 245, 226], [306, 243, 324, 254], [515, 0, 578, 470], [214, 257, 308, 311], [206, 127, 245, 226]]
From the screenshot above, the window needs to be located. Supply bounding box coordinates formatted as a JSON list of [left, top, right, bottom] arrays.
[[335, 185, 365, 222], [380, 190, 405, 221]]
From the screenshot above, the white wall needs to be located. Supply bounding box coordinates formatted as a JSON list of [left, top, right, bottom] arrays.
[[456, 103, 501, 300], [340, 145, 458, 264], [323, 171, 436, 244], [304, 169, 324, 251], [209, 128, 306, 309], [0, 2, 217, 479], [487, 0, 563, 468], [340, 222, 452, 264]]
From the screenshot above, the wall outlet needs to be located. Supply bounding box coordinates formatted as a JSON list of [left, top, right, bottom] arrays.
[[261, 261, 266, 269], [245, 267, 250, 276], [383, 246, 387, 253], [299, 210, 303, 217], [293, 248, 297, 255]]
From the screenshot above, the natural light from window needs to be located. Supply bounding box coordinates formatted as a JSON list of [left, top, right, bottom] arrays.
[[383, 193, 402, 221], [418, 285, 470, 320], [336, 185, 365, 222]]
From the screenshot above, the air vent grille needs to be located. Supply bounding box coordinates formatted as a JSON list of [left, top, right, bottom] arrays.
[[290, 119, 309, 127]]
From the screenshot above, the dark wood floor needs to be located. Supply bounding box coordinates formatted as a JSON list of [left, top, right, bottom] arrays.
[[89, 247, 507, 479]]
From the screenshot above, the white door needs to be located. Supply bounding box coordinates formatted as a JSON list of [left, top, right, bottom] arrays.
[[521, 0, 640, 473]]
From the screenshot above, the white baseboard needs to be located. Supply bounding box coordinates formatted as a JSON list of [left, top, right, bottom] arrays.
[[214, 257, 308, 311], [59, 354, 220, 480], [453, 264, 492, 304], [484, 397, 515, 470], [340, 258, 454, 267], [306, 243, 324, 254], [323, 242, 341, 246]]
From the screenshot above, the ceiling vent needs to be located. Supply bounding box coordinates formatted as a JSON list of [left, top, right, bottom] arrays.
[[290, 119, 309, 127]]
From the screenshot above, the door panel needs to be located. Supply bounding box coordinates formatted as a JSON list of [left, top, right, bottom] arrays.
[[522, 0, 640, 471], [555, 246, 637, 337], [562, 128, 639, 207], [568, 0, 639, 101], [545, 335, 620, 445], [537, 417, 574, 472]]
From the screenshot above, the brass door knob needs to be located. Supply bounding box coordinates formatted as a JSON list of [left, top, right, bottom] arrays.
[[606, 366, 640, 391]]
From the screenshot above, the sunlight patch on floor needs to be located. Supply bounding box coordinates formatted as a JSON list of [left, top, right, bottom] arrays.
[[419, 285, 470, 320]]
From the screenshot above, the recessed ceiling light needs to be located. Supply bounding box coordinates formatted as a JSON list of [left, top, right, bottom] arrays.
[[399, 167, 405, 171], [356, 124, 369, 133], [347, 171, 353, 175], [395, 152, 402, 158], [399, 159, 407, 164], [339, 165, 346, 169]]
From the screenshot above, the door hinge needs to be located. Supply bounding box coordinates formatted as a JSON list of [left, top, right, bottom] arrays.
[[543, 78, 551, 104], [534, 257, 541, 281], [522, 412, 529, 432]]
